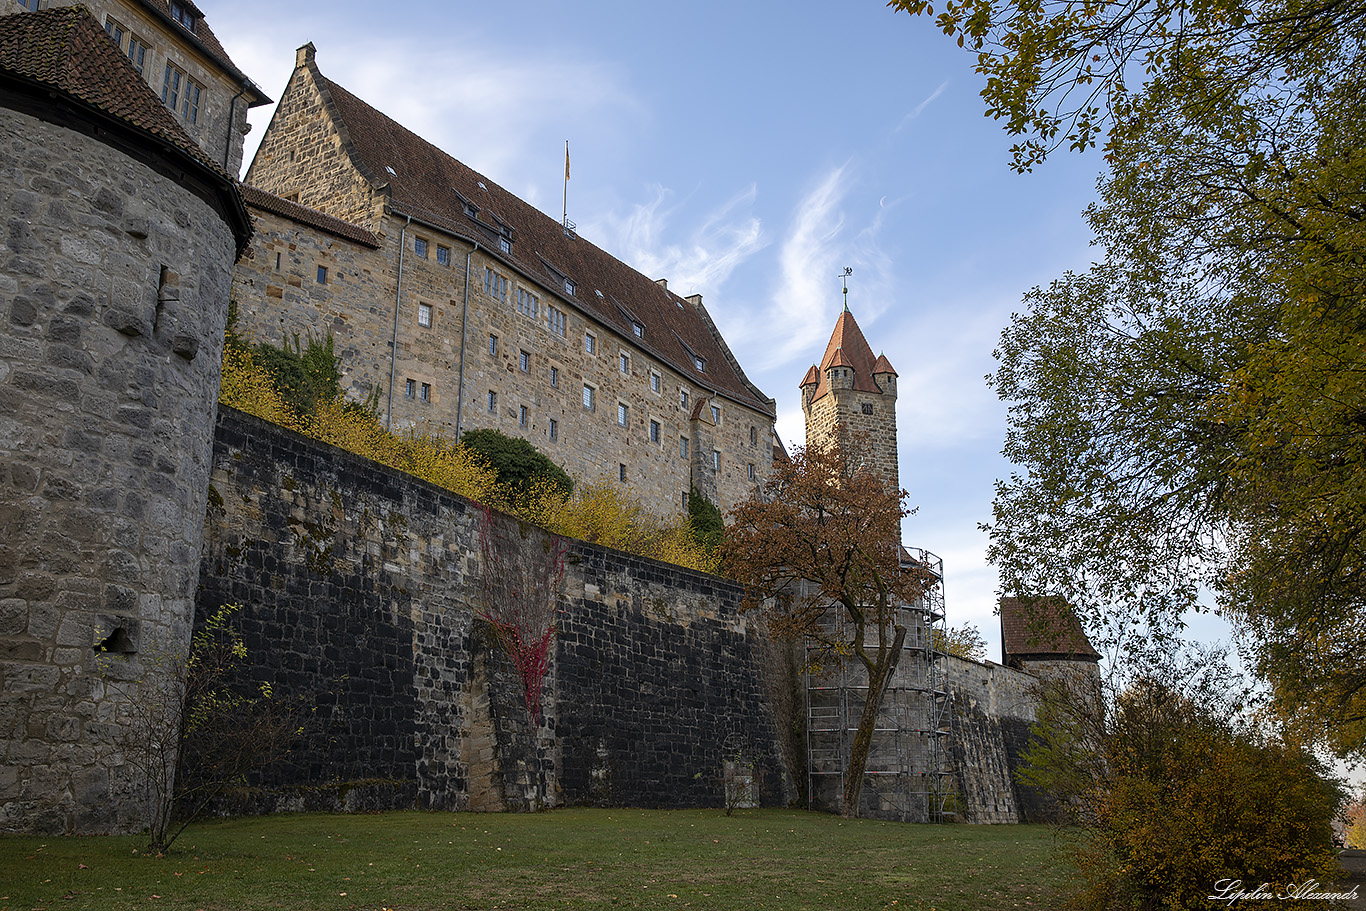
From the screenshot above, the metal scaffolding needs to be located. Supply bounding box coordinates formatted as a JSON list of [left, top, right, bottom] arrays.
[[806, 547, 953, 822]]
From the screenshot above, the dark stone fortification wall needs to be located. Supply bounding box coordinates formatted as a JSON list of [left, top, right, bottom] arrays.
[[197, 407, 789, 814]]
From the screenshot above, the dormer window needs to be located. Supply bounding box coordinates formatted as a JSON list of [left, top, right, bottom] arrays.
[[564, 278, 577, 296], [693, 355, 705, 372], [170, 1, 195, 31], [632, 322, 644, 339], [499, 237, 511, 254]]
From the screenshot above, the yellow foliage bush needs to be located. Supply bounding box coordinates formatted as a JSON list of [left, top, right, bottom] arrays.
[[218, 343, 718, 573]]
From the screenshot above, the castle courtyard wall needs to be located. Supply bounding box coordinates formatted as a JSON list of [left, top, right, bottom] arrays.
[[197, 406, 791, 813]]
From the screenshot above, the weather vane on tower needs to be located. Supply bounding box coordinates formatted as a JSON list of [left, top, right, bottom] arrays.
[[839, 267, 853, 312]]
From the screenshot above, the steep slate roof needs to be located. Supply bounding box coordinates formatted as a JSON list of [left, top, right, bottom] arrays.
[[313, 68, 773, 416], [131, 0, 268, 104], [999, 596, 1101, 663], [805, 309, 890, 401], [241, 185, 380, 248]]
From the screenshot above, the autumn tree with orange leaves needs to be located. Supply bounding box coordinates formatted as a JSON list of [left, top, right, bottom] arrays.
[[725, 437, 935, 818]]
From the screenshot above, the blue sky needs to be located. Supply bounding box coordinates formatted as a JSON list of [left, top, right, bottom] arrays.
[[210, 0, 1223, 662]]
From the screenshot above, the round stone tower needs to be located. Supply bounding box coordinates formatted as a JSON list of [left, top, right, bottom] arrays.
[[0, 9, 250, 834], [799, 307, 900, 490]]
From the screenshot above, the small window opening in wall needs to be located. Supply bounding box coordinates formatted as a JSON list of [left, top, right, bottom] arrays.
[[274, 251, 282, 271], [488, 390, 497, 413], [520, 350, 530, 372], [405, 379, 416, 399], [711, 404, 720, 424], [680, 436, 689, 458], [550, 366, 559, 388], [650, 420, 660, 443], [619, 463, 627, 482], [414, 237, 428, 258], [519, 405, 528, 427], [489, 334, 498, 355], [861, 402, 874, 415], [620, 352, 630, 374], [420, 382, 431, 402], [94, 627, 135, 654], [750, 425, 758, 445], [549, 418, 558, 442], [437, 245, 451, 266], [748, 463, 756, 481], [682, 490, 689, 509], [317, 265, 327, 284], [712, 450, 720, 470], [418, 302, 432, 327]]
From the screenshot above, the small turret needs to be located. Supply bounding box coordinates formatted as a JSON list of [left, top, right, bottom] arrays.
[[799, 364, 819, 411], [872, 353, 898, 398]]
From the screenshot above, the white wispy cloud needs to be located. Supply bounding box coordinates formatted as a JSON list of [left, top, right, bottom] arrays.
[[217, 15, 637, 185], [587, 184, 767, 295], [894, 79, 951, 134]]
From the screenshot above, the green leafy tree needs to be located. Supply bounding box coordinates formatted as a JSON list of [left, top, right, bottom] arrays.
[[687, 484, 725, 554], [896, 0, 1366, 753], [933, 622, 987, 661], [460, 428, 573, 503], [253, 332, 348, 418]]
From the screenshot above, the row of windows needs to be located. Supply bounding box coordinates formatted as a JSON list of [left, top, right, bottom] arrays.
[[103, 17, 204, 126], [413, 237, 452, 265]]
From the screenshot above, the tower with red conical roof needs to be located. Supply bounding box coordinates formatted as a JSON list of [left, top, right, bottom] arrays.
[[799, 305, 900, 490]]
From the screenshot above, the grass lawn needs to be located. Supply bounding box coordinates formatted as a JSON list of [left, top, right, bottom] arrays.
[[0, 809, 1064, 911]]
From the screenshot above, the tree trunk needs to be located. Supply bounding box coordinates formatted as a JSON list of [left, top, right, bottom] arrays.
[[842, 625, 907, 818]]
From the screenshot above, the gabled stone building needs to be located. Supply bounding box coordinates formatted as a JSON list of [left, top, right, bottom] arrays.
[[232, 45, 777, 516], [3, 0, 270, 173]]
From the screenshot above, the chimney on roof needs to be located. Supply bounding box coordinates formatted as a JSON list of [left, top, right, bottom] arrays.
[[296, 43, 316, 69], [655, 278, 667, 291], [685, 293, 702, 308]]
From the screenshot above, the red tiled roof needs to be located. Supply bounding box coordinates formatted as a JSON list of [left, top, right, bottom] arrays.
[[131, 0, 267, 103], [809, 309, 883, 402], [799, 364, 819, 388], [999, 596, 1100, 662], [241, 185, 380, 248], [0, 6, 223, 177], [313, 68, 773, 416], [872, 353, 897, 376]]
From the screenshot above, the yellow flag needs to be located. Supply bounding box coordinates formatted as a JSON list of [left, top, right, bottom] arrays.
[[565, 143, 570, 180]]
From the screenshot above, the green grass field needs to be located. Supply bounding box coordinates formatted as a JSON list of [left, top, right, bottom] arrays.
[[0, 809, 1063, 911]]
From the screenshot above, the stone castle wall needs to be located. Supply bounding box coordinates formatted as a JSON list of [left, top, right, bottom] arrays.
[[0, 108, 237, 834], [197, 407, 792, 813]]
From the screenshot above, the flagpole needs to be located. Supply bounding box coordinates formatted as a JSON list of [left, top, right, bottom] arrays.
[[562, 140, 569, 230]]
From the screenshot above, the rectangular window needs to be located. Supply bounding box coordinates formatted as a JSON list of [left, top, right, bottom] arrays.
[[483, 267, 508, 302], [550, 366, 559, 388], [750, 425, 758, 445], [420, 382, 431, 403], [516, 288, 538, 318], [414, 237, 428, 258], [680, 437, 689, 458], [680, 389, 689, 409], [274, 251, 282, 271], [682, 491, 689, 510], [405, 379, 416, 399], [499, 237, 512, 254], [519, 405, 528, 427], [436, 245, 450, 266], [711, 404, 721, 424], [617, 403, 628, 427], [619, 464, 627, 482], [584, 333, 596, 355], [564, 278, 576, 296], [583, 385, 595, 410], [547, 306, 566, 337], [182, 79, 201, 124], [650, 420, 660, 443], [712, 450, 720, 470], [316, 265, 327, 284], [104, 19, 126, 45], [519, 350, 530, 372], [418, 302, 432, 327], [619, 352, 630, 374], [128, 36, 148, 73], [488, 335, 497, 356], [748, 463, 756, 481], [632, 322, 644, 339], [161, 63, 182, 112], [650, 372, 661, 394], [548, 418, 558, 442], [170, 1, 196, 30], [488, 390, 497, 413]]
